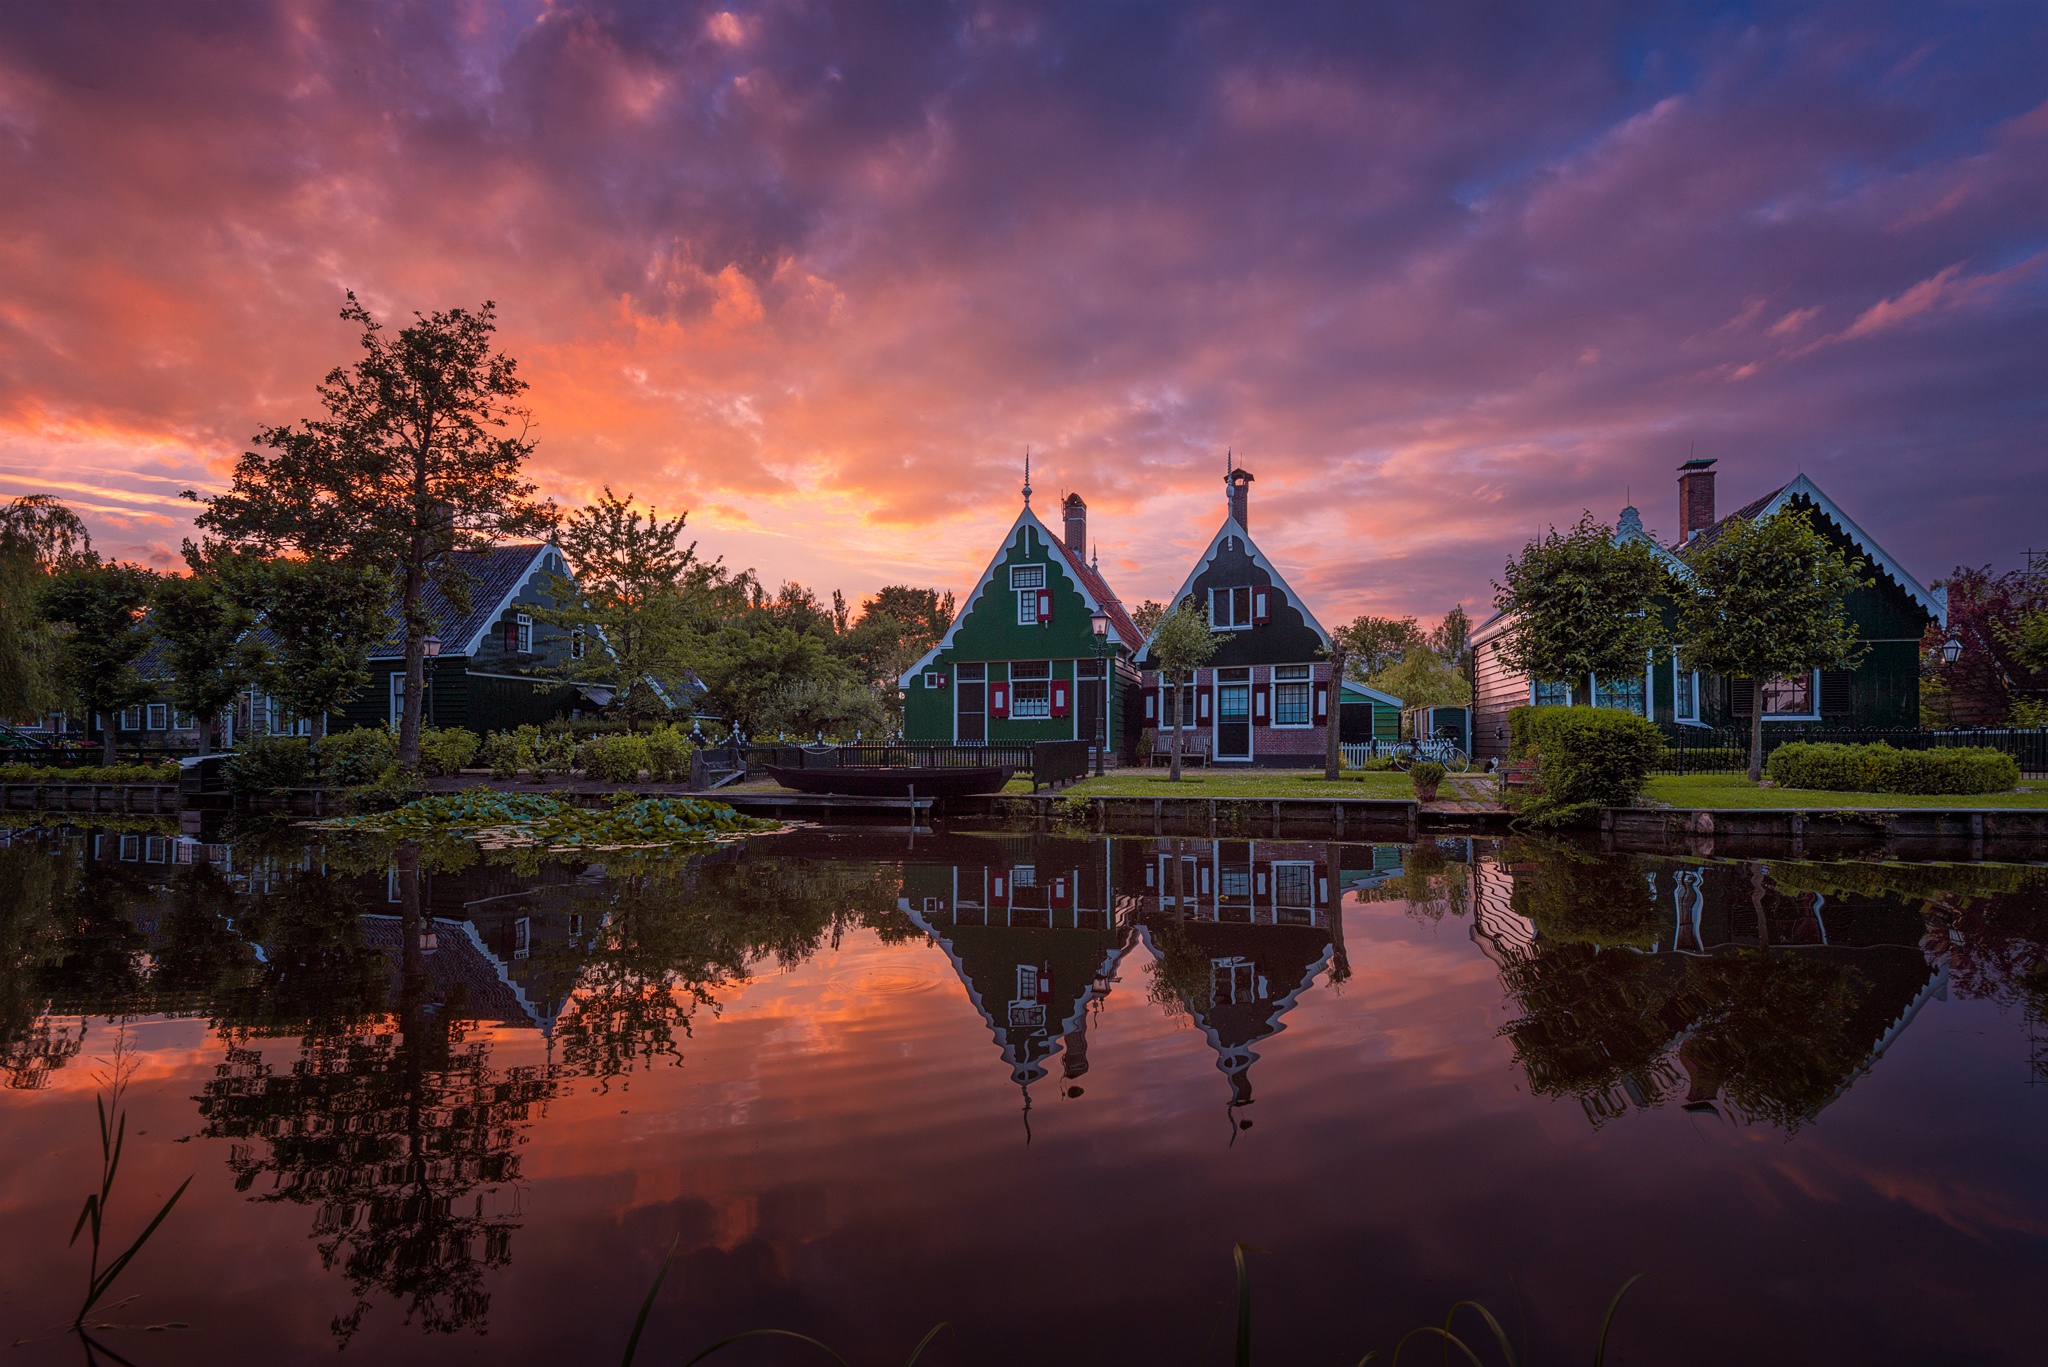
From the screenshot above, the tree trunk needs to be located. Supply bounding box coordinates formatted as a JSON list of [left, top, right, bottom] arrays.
[[1169, 678, 1184, 782], [397, 567, 425, 768], [1747, 686, 1765, 783], [1323, 646, 1348, 780], [102, 713, 118, 766]]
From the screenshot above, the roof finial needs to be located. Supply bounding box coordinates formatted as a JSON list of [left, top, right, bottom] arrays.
[[1021, 448, 1033, 507]]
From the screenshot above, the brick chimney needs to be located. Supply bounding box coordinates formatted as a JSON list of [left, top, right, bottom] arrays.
[[1677, 458, 1717, 544], [1061, 493, 1087, 560], [1227, 466, 1254, 529]]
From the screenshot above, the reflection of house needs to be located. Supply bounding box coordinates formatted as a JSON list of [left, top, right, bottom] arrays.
[[1470, 849, 1947, 1128], [1133, 838, 1341, 1111], [1470, 460, 1947, 764], [900, 834, 1132, 1097]]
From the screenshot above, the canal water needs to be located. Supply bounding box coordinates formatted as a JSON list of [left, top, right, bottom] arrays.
[[0, 821, 2042, 1363]]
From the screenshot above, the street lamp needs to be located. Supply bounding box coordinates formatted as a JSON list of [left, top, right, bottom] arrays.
[[1941, 637, 1963, 665], [1089, 609, 1110, 776], [421, 635, 441, 729]]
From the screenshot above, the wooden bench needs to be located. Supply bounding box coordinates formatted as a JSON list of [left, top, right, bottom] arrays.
[[1147, 734, 1212, 768]]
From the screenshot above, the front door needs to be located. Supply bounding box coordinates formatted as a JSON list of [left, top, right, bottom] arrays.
[[956, 665, 987, 743], [1216, 683, 1251, 760]]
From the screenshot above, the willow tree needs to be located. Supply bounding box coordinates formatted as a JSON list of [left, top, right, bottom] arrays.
[[191, 294, 550, 766], [0, 495, 94, 722]]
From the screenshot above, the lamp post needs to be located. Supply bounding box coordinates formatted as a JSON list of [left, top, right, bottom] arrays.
[[421, 635, 441, 730], [1089, 608, 1109, 776], [1941, 637, 1963, 666]]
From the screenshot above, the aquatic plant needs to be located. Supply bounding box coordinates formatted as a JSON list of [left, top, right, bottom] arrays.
[[315, 788, 778, 850], [71, 1029, 192, 1334]]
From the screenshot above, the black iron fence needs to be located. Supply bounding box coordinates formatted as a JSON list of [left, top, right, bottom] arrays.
[[742, 743, 1037, 774], [1654, 726, 2048, 777]]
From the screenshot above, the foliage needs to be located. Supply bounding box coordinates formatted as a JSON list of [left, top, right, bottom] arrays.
[[1335, 613, 1425, 679], [315, 726, 397, 787], [1765, 742, 2019, 795], [318, 789, 775, 849], [580, 731, 652, 782], [415, 726, 478, 777], [696, 623, 847, 735], [644, 726, 691, 782], [1504, 839, 1665, 946], [40, 561, 161, 760], [480, 728, 529, 779], [191, 292, 551, 768], [1509, 705, 1663, 824], [531, 487, 703, 709], [224, 735, 312, 795], [0, 763, 177, 784], [1429, 604, 1474, 670], [534, 730, 576, 778], [1494, 511, 1668, 692], [1674, 504, 1867, 780], [837, 585, 954, 689], [1408, 760, 1445, 800], [1927, 562, 2048, 726], [149, 561, 257, 748], [248, 556, 393, 737], [1149, 596, 1218, 781], [1370, 651, 1469, 710], [1130, 599, 1167, 638], [0, 494, 94, 721], [756, 674, 891, 740]]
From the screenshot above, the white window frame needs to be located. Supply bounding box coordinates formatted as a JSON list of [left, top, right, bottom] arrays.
[[1009, 564, 1045, 590], [1209, 585, 1253, 631], [1273, 861, 1315, 909], [1531, 680, 1573, 707], [1272, 679, 1312, 727], [120, 707, 142, 731], [389, 672, 406, 729], [1212, 956, 1256, 1005], [145, 703, 168, 731], [515, 612, 534, 654], [1762, 669, 1823, 722], [1672, 655, 1703, 725], [1588, 666, 1647, 716]]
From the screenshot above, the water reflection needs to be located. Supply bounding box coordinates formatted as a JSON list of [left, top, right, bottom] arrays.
[[1, 819, 2045, 1358]]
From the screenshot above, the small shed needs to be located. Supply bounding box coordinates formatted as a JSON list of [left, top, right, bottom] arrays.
[[1404, 705, 1470, 752], [1338, 681, 1402, 745]]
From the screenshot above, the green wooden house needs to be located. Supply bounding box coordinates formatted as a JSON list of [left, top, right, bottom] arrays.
[[1470, 462, 1947, 764], [899, 487, 1144, 752]]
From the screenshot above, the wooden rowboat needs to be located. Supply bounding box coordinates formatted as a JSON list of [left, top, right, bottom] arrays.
[[763, 764, 1012, 798]]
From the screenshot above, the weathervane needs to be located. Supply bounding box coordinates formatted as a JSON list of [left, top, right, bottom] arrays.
[[1021, 448, 1032, 507]]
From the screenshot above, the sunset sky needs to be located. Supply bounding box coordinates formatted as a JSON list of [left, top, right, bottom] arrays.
[[1, 1, 2043, 627]]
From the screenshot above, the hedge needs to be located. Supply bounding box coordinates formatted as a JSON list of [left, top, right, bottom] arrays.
[[1766, 742, 2018, 795], [1508, 705, 1664, 823], [0, 762, 179, 784]]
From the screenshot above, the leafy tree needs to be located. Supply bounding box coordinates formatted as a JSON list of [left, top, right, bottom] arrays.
[[40, 562, 160, 762], [1493, 512, 1667, 697], [533, 487, 702, 715], [192, 294, 550, 768], [1131, 599, 1167, 638], [1925, 563, 2048, 726], [151, 557, 259, 750], [252, 558, 395, 739], [1371, 651, 1471, 714], [836, 585, 954, 691], [1149, 596, 1217, 781], [0, 495, 94, 722], [1429, 604, 1474, 670], [1336, 614, 1425, 680], [1675, 506, 1865, 780], [695, 624, 843, 735]]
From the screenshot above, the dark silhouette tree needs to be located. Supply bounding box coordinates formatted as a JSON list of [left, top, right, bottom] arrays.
[[40, 562, 160, 762]]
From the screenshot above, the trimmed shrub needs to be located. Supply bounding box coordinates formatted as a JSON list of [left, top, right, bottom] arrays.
[[1767, 742, 2018, 795], [224, 737, 312, 795], [644, 726, 691, 783], [1409, 760, 1446, 801], [316, 727, 396, 787], [1508, 705, 1664, 824], [480, 730, 525, 780], [580, 732, 652, 783], [534, 730, 576, 779], [0, 762, 178, 783], [418, 726, 480, 778]]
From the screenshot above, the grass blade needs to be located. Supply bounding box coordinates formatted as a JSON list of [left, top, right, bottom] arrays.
[[70, 1194, 99, 1248], [1232, 1242, 1265, 1367], [1591, 1274, 1648, 1367], [682, 1328, 852, 1367], [1443, 1300, 1517, 1367], [902, 1321, 949, 1367], [620, 1237, 679, 1367], [79, 1175, 190, 1321], [1391, 1326, 1488, 1367]]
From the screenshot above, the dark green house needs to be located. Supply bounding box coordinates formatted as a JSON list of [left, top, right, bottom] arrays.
[[1470, 463, 1947, 764], [899, 488, 1143, 752]]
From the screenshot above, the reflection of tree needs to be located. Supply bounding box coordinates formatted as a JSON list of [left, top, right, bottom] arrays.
[[1496, 941, 1689, 1124], [150, 862, 261, 1012], [0, 835, 74, 1088], [210, 867, 391, 1038], [1504, 838, 1663, 946], [1679, 951, 1868, 1132], [1357, 841, 1470, 926], [195, 845, 549, 1344]]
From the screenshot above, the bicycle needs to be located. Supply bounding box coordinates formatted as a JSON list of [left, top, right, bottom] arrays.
[[1386, 735, 1472, 774]]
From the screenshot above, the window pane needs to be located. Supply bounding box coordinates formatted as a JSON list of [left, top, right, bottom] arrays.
[[1763, 673, 1813, 716], [1233, 586, 1251, 624], [1010, 565, 1045, 590], [1275, 682, 1310, 725], [1596, 675, 1645, 715], [1534, 681, 1571, 707], [1012, 680, 1051, 717]]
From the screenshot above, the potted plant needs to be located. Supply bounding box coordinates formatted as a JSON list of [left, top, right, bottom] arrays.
[[1409, 759, 1446, 804]]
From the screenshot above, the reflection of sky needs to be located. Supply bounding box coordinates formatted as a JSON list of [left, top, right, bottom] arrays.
[[1, 4, 2045, 615], [2, 896, 2043, 1364]]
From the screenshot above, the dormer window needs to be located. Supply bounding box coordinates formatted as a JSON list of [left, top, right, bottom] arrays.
[[569, 629, 585, 661]]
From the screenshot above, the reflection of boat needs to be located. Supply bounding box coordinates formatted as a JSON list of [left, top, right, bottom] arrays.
[[764, 764, 1012, 798]]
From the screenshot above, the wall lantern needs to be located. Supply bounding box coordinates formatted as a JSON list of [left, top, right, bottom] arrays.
[[422, 635, 443, 658], [1090, 609, 1109, 639], [1941, 638, 1963, 665]]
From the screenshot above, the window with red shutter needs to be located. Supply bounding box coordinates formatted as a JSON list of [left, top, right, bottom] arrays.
[[1036, 587, 1053, 622], [990, 682, 1010, 718], [1050, 680, 1069, 717], [504, 621, 518, 652]]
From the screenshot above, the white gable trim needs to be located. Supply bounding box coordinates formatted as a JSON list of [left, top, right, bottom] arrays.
[[1756, 475, 1946, 626], [895, 507, 1132, 688], [455, 543, 565, 657], [1137, 516, 1332, 662]]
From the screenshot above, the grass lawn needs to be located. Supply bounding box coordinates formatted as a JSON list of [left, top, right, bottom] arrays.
[[1003, 767, 1423, 800], [1643, 773, 2048, 810]]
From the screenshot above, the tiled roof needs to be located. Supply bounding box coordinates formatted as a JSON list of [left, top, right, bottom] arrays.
[[1068, 554, 1143, 650], [368, 543, 550, 658], [1674, 486, 1785, 556]]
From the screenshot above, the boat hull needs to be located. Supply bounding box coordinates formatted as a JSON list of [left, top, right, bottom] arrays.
[[763, 764, 1012, 798]]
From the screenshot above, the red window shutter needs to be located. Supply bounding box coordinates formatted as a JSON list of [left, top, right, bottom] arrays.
[[1036, 968, 1052, 1003], [1253, 588, 1271, 625], [1052, 875, 1069, 908], [1316, 863, 1329, 907], [1253, 681, 1269, 726], [1050, 680, 1069, 717], [1036, 587, 1053, 622], [1314, 685, 1330, 723], [990, 683, 1010, 719], [504, 621, 517, 651]]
